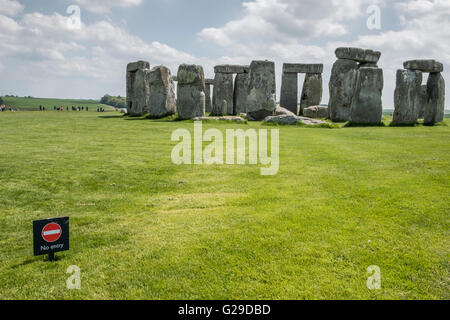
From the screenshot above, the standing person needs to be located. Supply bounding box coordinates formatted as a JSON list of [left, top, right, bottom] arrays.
[[86, 106, 89, 112]]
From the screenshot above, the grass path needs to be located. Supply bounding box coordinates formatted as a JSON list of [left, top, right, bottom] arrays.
[[0, 112, 448, 299]]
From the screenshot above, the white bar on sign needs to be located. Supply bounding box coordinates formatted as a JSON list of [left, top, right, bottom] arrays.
[[43, 230, 61, 236]]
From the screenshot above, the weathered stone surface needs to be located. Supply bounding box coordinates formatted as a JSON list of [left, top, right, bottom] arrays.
[[205, 84, 212, 113], [177, 64, 205, 85], [193, 116, 246, 123], [349, 67, 384, 124], [303, 106, 329, 119], [275, 106, 296, 116], [335, 47, 381, 63], [416, 85, 427, 119], [393, 69, 422, 125], [359, 62, 378, 68], [404, 60, 444, 73], [127, 68, 151, 115], [127, 60, 150, 72], [148, 66, 177, 118], [328, 59, 359, 122], [300, 73, 323, 114], [171, 76, 178, 82], [280, 72, 298, 115], [214, 65, 249, 74], [246, 60, 277, 121], [264, 114, 328, 125], [424, 72, 445, 125], [212, 73, 234, 115], [176, 64, 205, 120], [283, 63, 323, 74], [205, 79, 215, 85], [234, 73, 249, 115]]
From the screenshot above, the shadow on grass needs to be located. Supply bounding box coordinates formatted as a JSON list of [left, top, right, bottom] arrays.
[[344, 122, 386, 128]]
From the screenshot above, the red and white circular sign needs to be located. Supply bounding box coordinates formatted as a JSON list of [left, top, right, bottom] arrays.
[[42, 223, 62, 243]]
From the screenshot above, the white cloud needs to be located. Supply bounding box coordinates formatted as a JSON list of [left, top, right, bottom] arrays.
[[72, 0, 142, 13], [0, 0, 24, 17]]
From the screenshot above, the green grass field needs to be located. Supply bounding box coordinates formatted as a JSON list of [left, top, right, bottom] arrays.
[[0, 110, 448, 300], [1, 97, 113, 111]]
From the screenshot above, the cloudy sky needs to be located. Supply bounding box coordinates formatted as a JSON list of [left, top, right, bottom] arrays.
[[0, 0, 448, 108]]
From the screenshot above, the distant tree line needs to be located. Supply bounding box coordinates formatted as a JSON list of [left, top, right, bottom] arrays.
[[100, 94, 126, 109], [0, 97, 4, 105]]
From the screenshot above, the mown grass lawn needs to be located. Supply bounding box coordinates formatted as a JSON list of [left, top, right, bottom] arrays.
[[0, 111, 448, 300]]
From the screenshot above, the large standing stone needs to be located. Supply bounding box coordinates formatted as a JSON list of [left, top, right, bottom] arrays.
[[335, 47, 381, 64], [130, 68, 151, 115], [393, 69, 422, 125], [212, 73, 234, 116], [246, 60, 276, 121], [416, 85, 428, 119], [176, 64, 206, 120], [280, 72, 298, 115], [234, 73, 249, 115], [300, 73, 323, 115], [349, 67, 384, 124], [126, 60, 150, 114], [424, 72, 445, 125], [328, 59, 358, 122], [404, 60, 444, 73], [205, 84, 212, 113], [148, 66, 177, 118]]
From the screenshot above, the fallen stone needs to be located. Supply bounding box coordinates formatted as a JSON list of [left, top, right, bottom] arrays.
[[177, 64, 206, 119], [328, 59, 359, 122], [335, 47, 381, 63], [264, 114, 328, 125], [246, 60, 277, 121], [275, 106, 296, 116], [393, 69, 422, 125], [424, 72, 445, 124], [193, 116, 246, 123], [350, 67, 384, 124], [283, 63, 323, 74], [214, 65, 249, 74], [403, 60, 444, 73], [148, 66, 177, 118], [300, 73, 323, 114], [303, 106, 329, 119], [234, 73, 249, 115], [280, 72, 298, 115], [212, 73, 234, 115], [127, 60, 150, 72]]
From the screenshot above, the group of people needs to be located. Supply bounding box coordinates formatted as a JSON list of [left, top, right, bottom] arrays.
[[0, 105, 16, 112], [40, 105, 91, 112]]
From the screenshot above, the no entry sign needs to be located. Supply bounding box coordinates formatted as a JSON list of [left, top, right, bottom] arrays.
[[33, 217, 69, 258]]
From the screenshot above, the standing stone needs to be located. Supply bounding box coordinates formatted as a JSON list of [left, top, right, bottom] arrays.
[[126, 60, 150, 114], [176, 64, 205, 120], [246, 60, 276, 120], [300, 73, 323, 115], [205, 84, 212, 113], [416, 85, 427, 119], [212, 73, 234, 115], [148, 66, 177, 118], [349, 67, 384, 124], [234, 72, 249, 115], [393, 69, 422, 125], [131, 68, 151, 115], [424, 73, 445, 125], [329, 59, 358, 122], [280, 72, 298, 115]]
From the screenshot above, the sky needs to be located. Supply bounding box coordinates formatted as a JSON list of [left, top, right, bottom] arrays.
[[0, 0, 449, 108]]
